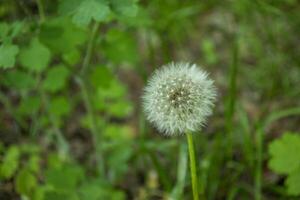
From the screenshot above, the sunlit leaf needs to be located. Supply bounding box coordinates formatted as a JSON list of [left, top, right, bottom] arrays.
[[15, 168, 37, 196], [0, 146, 20, 179], [19, 38, 51, 72], [42, 65, 70, 92], [268, 132, 300, 174], [285, 167, 300, 196], [0, 44, 19, 69], [72, 0, 111, 26]]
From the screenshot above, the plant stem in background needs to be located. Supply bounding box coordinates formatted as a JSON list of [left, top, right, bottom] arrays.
[[75, 76, 105, 176], [36, 0, 45, 23], [80, 22, 100, 75], [40, 90, 69, 156], [171, 143, 188, 200], [76, 21, 104, 175], [254, 126, 263, 200], [225, 37, 239, 156], [187, 133, 200, 200]]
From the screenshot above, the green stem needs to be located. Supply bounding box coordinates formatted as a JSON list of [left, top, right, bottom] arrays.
[[75, 76, 105, 176], [187, 133, 200, 200], [80, 22, 100, 75], [225, 37, 239, 156], [36, 0, 45, 23], [255, 127, 263, 200], [148, 151, 171, 191], [40, 90, 69, 156]]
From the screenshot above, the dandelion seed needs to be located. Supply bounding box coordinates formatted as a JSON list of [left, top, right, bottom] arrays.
[[142, 62, 217, 135]]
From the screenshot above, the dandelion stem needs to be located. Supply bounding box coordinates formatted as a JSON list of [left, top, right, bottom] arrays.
[[187, 133, 200, 200]]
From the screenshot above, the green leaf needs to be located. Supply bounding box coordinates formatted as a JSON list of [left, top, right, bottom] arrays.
[[27, 155, 40, 173], [102, 29, 139, 64], [268, 133, 300, 174], [90, 66, 113, 89], [0, 21, 23, 40], [2, 70, 36, 90], [58, 0, 81, 15], [44, 191, 78, 200], [18, 96, 41, 116], [111, 0, 139, 17], [285, 167, 300, 196], [72, 0, 111, 27], [15, 168, 37, 196], [45, 164, 84, 191], [201, 38, 218, 64], [108, 101, 133, 118], [63, 49, 81, 65], [104, 124, 133, 139], [79, 179, 126, 200], [0, 44, 19, 69], [39, 17, 86, 54], [19, 38, 51, 72], [0, 22, 9, 39], [49, 96, 71, 118], [0, 146, 20, 179], [42, 65, 70, 92]]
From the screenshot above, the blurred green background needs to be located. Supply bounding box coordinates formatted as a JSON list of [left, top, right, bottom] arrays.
[[1, 0, 300, 199]]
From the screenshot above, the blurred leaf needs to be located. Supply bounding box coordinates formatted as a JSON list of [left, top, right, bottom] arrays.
[[0, 22, 9, 39], [39, 17, 86, 54], [90, 66, 113, 89], [268, 132, 300, 174], [0, 21, 23, 40], [79, 179, 126, 200], [72, 0, 111, 27], [18, 96, 41, 116], [19, 38, 51, 72], [111, 0, 139, 17], [44, 190, 78, 200], [27, 155, 40, 173], [42, 65, 70, 92], [58, 0, 81, 15], [0, 43, 19, 69], [49, 96, 71, 119], [108, 100, 133, 118], [15, 168, 37, 196], [0, 146, 20, 179], [285, 167, 300, 196], [104, 124, 133, 139], [63, 49, 80, 65], [102, 29, 139, 64], [201, 38, 218, 64], [93, 77, 133, 117], [2, 70, 36, 90], [106, 142, 133, 182], [45, 164, 84, 191]]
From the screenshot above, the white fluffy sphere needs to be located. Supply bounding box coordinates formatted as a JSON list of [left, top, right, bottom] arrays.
[[142, 62, 217, 135]]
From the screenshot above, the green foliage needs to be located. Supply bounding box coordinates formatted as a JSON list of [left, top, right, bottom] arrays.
[[268, 132, 300, 195], [42, 65, 70, 92], [102, 29, 139, 65], [39, 17, 87, 54], [16, 168, 37, 196], [59, 0, 111, 27], [0, 44, 19, 68], [19, 38, 51, 72], [1, 0, 300, 199], [2, 70, 36, 90], [0, 146, 20, 179]]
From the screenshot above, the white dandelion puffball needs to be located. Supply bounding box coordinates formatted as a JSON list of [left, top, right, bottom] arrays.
[[142, 62, 217, 135]]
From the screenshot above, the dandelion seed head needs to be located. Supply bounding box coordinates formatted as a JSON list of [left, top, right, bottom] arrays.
[[142, 62, 217, 135]]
